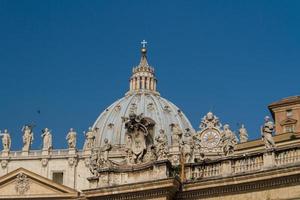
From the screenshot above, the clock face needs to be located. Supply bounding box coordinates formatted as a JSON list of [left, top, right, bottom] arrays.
[[201, 130, 221, 148]]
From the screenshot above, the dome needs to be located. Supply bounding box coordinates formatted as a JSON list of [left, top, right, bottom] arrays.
[[92, 41, 194, 147]]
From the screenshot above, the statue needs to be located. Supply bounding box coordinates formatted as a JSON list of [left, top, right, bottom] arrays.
[[221, 124, 238, 156], [22, 125, 34, 152], [124, 112, 155, 164], [101, 138, 112, 161], [180, 128, 194, 163], [155, 129, 168, 160], [261, 116, 276, 150], [170, 124, 182, 145], [83, 127, 96, 151], [66, 128, 77, 149], [239, 124, 248, 143], [89, 149, 100, 176], [0, 129, 11, 152], [41, 128, 52, 151]]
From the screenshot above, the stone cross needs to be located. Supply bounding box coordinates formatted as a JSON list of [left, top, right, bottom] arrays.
[[141, 40, 147, 48]]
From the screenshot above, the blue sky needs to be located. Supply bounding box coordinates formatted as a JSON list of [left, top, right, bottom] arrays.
[[0, 1, 299, 150]]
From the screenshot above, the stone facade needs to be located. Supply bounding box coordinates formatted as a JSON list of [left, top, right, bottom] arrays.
[[0, 42, 300, 199]]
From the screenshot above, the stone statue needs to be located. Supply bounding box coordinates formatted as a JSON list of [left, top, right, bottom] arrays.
[[89, 149, 100, 176], [66, 128, 77, 149], [101, 138, 112, 161], [261, 116, 276, 150], [41, 128, 52, 151], [170, 123, 182, 145], [22, 125, 34, 152], [239, 124, 248, 143], [155, 129, 168, 160], [180, 128, 194, 163], [221, 124, 238, 156], [83, 127, 96, 151], [124, 112, 155, 164], [0, 129, 11, 152]]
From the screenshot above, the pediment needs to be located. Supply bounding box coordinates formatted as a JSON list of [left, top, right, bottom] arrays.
[[280, 118, 297, 126], [0, 167, 79, 199]]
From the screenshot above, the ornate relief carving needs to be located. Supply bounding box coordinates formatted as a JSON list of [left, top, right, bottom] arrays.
[[155, 129, 168, 160], [147, 103, 154, 111], [124, 112, 155, 164], [41, 158, 48, 167], [68, 157, 77, 167], [15, 173, 30, 195], [199, 112, 222, 130], [1, 160, 8, 168], [194, 112, 223, 155]]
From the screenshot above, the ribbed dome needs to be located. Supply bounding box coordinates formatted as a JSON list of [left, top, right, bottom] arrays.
[[92, 41, 194, 147], [92, 92, 194, 147]]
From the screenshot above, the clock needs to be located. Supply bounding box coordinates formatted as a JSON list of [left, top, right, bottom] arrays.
[[201, 129, 221, 148]]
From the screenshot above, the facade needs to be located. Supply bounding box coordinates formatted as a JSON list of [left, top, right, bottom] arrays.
[[0, 42, 300, 199]]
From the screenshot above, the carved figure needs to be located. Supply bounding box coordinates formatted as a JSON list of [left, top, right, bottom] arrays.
[[171, 124, 182, 145], [0, 129, 11, 152], [180, 128, 194, 163], [66, 128, 77, 149], [102, 138, 112, 161], [124, 112, 155, 164], [83, 127, 96, 150], [89, 149, 99, 176], [221, 124, 238, 156], [22, 125, 34, 152], [155, 129, 168, 160], [261, 116, 276, 149], [41, 128, 52, 151], [239, 124, 248, 143]]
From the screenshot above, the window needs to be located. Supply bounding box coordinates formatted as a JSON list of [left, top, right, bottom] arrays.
[[284, 125, 294, 133], [286, 109, 293, 117], [52, 172, 64, 185]]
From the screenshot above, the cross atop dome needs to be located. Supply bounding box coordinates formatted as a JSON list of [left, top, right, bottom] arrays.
[[141, 40, 147, 48]]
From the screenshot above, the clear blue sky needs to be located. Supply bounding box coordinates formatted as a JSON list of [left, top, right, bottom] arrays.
[[0, 1, 299, 150]]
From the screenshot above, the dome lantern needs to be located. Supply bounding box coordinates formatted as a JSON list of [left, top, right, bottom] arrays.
[[129, 40, 157, 93]]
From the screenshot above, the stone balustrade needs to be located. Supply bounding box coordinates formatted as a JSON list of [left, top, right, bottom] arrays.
[[188, 146, 300, 181], [275, 148, 300, 165]]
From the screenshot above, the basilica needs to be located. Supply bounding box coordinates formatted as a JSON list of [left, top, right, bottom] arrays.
[[0, 42, 300, 200]]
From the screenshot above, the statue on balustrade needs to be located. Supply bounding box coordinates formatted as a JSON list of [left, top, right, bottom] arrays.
[[155, 129, 168, 160], [0, 129, 11, 152], [170, 123, 182, 145], [22, 125, 34, 152], [261, 116, 276, 150], [221, 124, 238, 156], [239, 124, 248, 143], [66, 128, 77, 149], [83, 127, 96, 151], [41, 128, 52, 151], [124, 112, 155, 164], [180, 128, 194, 163]]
